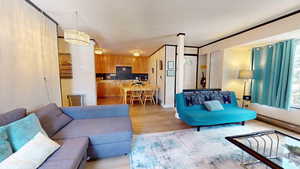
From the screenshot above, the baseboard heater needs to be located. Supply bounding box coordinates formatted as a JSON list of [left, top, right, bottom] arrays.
[[257, 114, 300, 134]]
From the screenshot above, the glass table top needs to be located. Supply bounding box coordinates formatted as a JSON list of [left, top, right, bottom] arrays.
[[226, 130, 300, 169]]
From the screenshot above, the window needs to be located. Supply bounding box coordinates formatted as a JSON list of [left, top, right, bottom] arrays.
[[291, 42, 300, 108]]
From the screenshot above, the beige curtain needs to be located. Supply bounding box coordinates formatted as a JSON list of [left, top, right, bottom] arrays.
[[209, 50, 223, 89], [0, 0, 61, 112]]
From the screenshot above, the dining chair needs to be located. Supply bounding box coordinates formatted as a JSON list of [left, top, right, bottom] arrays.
[[121, 83, 131, 104], [143, 89, 156, 104], [67, 95, 85, 106], [130, 86, 144, 104]]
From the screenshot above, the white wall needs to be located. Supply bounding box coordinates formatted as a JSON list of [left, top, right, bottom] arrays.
[[148, 46, 165, 105], [149, 45, 200, 108], [0, 0, 61, 112], [184, 47, 198, 54], [58, 38, 97, 106], [208, 50, 224, 88], [249, 104, 300, 126], [165, 46, 176, 107], [70, 42, 97, 105], [223, 47, 252, 98]]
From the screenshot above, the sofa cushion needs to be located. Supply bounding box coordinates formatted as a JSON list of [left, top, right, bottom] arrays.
[[204, 100, 224, 111], [1, 114, 47, 151], [52, 117, 132, 145], [180, 104, 256, 126], [38, 137, 88, 169], [184, 91, 233, 106], [33, 103, 72, 137], [0, 128, 12, 162], [0, 108, 26, 126], [0, 132, 60, 169]]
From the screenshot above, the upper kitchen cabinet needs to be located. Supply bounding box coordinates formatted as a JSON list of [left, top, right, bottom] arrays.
[[95, 54, 148, 74]]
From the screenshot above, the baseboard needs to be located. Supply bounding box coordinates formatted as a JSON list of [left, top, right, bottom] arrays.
[[161, 104, 175, 108], [257, 114, 300, 134]]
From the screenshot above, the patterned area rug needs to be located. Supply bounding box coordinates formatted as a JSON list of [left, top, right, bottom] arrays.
[[130, 123, 276, 169]]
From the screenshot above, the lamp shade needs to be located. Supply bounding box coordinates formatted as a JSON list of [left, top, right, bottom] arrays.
[[238, 70, 253, 79], [64, 29, 90, 46], [200, 65, 207, 69]]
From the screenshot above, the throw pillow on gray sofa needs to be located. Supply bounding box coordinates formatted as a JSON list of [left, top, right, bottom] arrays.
[[33, 103, 72, 137], [0, 108, 26, 126]]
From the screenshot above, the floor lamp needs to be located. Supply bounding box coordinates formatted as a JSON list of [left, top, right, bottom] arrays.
[[238, 70, 253, 107]]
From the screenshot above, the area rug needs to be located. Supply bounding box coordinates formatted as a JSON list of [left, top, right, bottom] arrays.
[[130, 123, 273, 169]]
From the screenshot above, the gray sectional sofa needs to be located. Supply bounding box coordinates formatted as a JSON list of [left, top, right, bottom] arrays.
[[0, 104, 133, 169]]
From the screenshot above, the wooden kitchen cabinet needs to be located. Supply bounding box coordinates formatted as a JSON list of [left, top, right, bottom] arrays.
[[97, 80, 132, 97], [95, 54, 148, 74]]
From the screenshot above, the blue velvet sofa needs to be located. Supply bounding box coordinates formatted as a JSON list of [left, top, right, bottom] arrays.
[[0, 104, 132, 169], [176, 91, 256, 131]]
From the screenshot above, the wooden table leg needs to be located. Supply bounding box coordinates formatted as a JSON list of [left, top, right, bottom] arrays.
[[123, 90, 126, 104], [155, 89, 158, 104], [124, 90, 127, 104]]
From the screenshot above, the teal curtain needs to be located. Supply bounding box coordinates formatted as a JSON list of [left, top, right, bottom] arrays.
[[251, 40, 296, 109]]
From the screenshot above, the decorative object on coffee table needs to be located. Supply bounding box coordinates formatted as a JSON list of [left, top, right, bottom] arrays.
[[284, 144, 300, 156]]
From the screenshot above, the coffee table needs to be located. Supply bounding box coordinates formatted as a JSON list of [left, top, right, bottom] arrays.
[[226, 130, 300, 169]]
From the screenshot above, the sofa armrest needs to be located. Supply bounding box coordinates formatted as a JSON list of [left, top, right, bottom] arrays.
[[60, 104, 129, 120]]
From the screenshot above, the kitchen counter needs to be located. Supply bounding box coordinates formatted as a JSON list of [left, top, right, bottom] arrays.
[[96, 79, 148, 97]]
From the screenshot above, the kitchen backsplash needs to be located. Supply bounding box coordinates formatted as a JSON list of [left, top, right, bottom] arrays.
[[96, 73, 148, 81]]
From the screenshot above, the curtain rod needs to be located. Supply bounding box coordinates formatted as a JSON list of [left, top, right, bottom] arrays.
[[25, 0, 58, 25]]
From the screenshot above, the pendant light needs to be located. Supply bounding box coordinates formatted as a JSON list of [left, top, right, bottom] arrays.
[[64, 11, 90, 46]]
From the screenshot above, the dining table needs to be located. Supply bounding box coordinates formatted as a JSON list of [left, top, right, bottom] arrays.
[[121, 84, 159, 104]]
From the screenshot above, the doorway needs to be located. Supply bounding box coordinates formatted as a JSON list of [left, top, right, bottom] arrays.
[[183, 55, 198, 89]]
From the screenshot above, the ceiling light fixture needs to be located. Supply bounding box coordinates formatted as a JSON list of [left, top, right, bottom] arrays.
[[130, 49, 143, 57], [95, 48, 105, 55], [64, 11, 90, 46], [133, 52, 140, 57]]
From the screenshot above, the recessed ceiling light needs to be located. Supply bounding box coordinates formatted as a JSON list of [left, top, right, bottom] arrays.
[[133, 52, 140, 57], [130, 49, 143, 57], [95, 48, 105, 55]]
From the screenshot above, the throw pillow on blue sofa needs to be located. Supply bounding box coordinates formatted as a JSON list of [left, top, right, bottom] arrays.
[[204, 100, 224, 111], [0, 128, 13, 162], [0, 114, 47, 152]]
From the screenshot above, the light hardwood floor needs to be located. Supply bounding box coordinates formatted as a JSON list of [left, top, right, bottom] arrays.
[[86, 97, 299, 169], [97, 97, 191, 134]]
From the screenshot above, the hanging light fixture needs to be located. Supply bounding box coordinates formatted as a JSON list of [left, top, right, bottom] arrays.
[[64, 11, 90, 46]]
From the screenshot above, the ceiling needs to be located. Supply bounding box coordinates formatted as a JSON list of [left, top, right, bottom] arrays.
[[31, 0, 300, 56], [234, 29, 300, 49]]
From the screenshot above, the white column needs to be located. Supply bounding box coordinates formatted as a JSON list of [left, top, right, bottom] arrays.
[[70, 41, 97, 105], [176, 33, 185, 93], [175, 33, 185, 119]]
